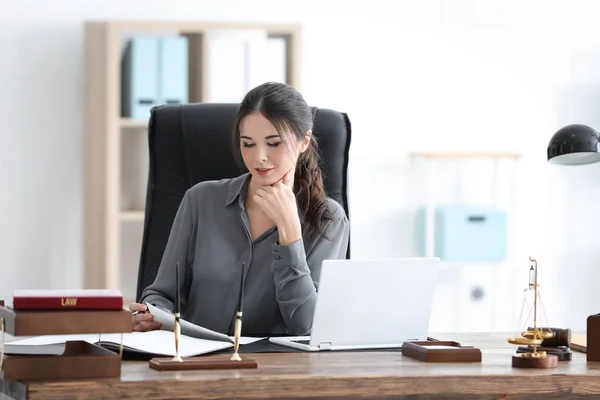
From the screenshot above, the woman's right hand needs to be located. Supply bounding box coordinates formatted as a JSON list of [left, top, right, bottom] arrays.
[[129, 302, 162, 332]]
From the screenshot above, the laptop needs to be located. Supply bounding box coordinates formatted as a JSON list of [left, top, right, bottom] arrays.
[[269, 257, 439, 351]]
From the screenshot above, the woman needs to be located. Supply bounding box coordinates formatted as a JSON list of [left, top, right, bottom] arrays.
[[129, 82, 350, 336]]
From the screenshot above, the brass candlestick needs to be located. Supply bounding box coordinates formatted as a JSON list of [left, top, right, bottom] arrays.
[[147, 262, 258, 371], [230, 311, 242, 361], [172, 262, 182, 362], [230, 262, 245, 361]]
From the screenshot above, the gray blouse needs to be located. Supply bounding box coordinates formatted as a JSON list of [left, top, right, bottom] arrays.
[[140, 173, 350, 336]]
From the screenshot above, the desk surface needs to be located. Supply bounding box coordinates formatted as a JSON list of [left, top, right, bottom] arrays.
[[4, 333, 600, 400]]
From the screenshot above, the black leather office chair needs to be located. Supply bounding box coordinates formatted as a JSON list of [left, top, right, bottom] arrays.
[[135, 103, 352, 300]]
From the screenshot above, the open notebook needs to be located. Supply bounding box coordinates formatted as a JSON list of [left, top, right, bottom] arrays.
[[5, 303, 264, 358], [5, 331, 263, 358]]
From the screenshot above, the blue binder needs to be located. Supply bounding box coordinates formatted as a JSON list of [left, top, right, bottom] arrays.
[[415, 205, 507, 263], [121, 37, 160, 120], [158, 36, 188, 106]]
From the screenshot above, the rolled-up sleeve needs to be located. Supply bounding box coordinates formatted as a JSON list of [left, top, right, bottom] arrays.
[[271, 208, 350, 335]]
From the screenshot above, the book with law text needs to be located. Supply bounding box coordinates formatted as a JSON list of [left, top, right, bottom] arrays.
[[12, 289, 124, 310]]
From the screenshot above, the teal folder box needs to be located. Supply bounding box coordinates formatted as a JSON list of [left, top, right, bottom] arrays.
[[121, 37, 160, 120], [415, 205, 507, 262], [121, 36, 188, 119], [158, 36, 188, 106]]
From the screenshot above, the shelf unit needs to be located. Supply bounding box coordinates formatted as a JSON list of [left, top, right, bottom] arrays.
[[409, 152, 520, 260], [408, 152, 521, 333], [83, 20, 302, 302], [119, 118, 148, 129]]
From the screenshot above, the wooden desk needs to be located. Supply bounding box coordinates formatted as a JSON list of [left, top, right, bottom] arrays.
[[2, 333, 600, 400]]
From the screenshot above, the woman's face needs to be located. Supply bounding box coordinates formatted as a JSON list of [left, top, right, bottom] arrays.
[[239, 113, 309, 186]]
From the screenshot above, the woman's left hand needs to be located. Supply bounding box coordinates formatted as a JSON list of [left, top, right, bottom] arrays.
[[254, 169, 301, 245]]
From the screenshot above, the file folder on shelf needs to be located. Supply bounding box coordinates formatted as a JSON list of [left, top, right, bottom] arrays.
[[159, 36, 188, 106], [121, 36, 189, 120], [121, 37, 160, 120], [204, 29, 268, 102]]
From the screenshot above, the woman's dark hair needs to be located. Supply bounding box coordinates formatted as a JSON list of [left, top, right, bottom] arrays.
[[232, 82, 331, 241]]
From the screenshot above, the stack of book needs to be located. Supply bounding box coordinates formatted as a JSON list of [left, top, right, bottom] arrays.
[[0, 288, 132, 381], [4, 301, 266, 362]]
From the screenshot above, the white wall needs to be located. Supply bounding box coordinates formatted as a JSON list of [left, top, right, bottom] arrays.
[[1, 0, 600, 332]]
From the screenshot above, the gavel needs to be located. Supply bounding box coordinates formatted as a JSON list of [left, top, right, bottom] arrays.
[[527, 327, 571, 348]]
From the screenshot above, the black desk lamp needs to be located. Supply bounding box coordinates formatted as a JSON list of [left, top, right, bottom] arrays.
[[547, 123, 600, 362], [547, 124, 600, 165]]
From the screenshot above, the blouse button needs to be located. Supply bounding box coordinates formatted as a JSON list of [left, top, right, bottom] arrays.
[[274, 254, 281, 260]]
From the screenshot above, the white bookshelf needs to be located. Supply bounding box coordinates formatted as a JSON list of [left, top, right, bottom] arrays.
[[83, 20, 302, 302], [119, 211, 145, 222]]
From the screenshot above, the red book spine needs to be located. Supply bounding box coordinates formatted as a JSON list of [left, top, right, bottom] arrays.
[[13, 296, 123, 310]]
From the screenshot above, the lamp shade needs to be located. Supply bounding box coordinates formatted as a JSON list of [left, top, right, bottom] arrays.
[[547, 124, 600, 165]]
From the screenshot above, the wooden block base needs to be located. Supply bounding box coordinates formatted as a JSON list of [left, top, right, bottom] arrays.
[[149, 354, 258, 371], [1, 340, 121, 381], [401, 340, 482, 362], [512, 353, 558, 368]]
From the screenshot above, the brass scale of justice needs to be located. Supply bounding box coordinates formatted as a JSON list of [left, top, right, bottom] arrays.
[[507, 257, 571, 368]]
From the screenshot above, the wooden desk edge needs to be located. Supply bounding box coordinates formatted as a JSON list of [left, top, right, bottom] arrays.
[[3, 332, 598, 400], [14, 373, 600, 400]]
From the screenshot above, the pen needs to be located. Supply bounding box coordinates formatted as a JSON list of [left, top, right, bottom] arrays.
[[171, 262, 183, 362], [230, 262, 245, 361]]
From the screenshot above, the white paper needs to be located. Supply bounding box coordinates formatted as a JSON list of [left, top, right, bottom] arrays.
[[146, 303, 265, 345], [6, 334, 100, 346], [231, 336, 265, 345], [146, 302, 233, 343], [7, 331, 263, 358], [4, 343, 67, 356], [97, 331, 234, 357]]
